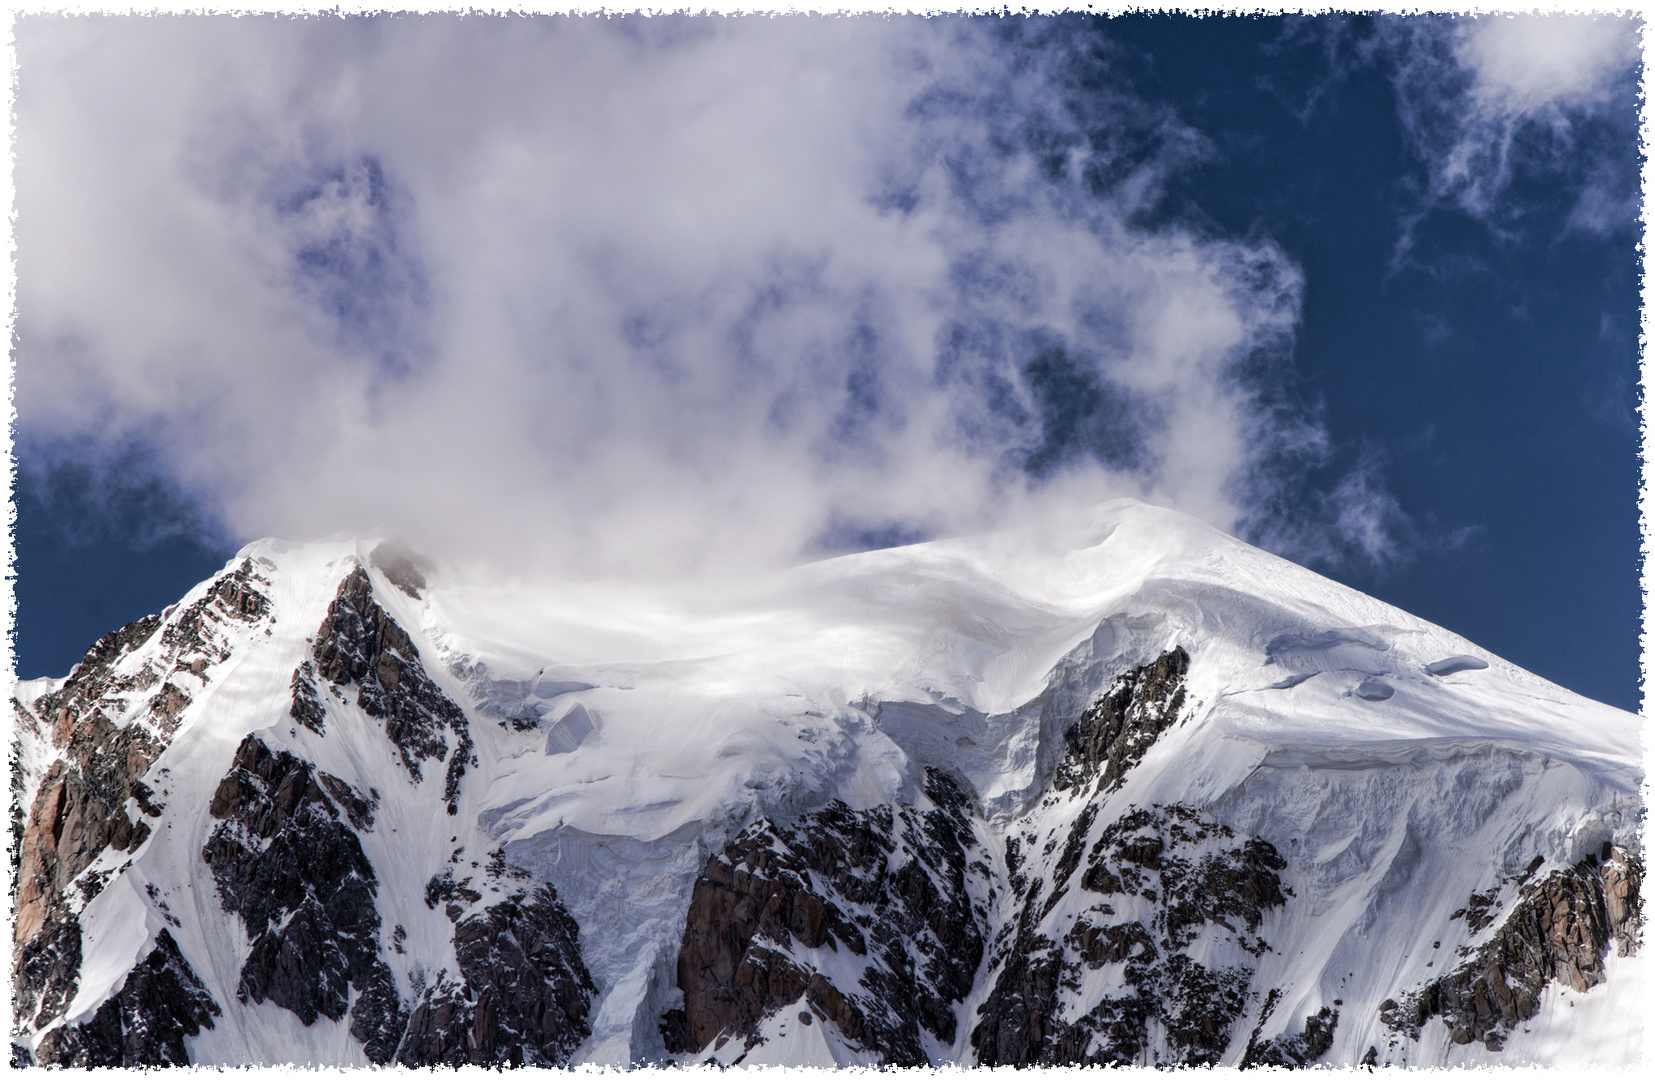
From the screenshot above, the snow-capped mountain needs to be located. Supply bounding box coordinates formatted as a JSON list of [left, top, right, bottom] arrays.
[[9, 500, 1645, 1068]]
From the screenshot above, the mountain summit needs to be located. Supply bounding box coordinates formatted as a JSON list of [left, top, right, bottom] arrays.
[[10, 500, 1644, 1067]]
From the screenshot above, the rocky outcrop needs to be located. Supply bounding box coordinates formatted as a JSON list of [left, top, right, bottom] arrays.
[[1241, 1001, 1337, 1067], [11, 704, 36, 899], [971, 647, 1289, 1068], [972, 802, 1287, 1067], [12, 904, 82, 1034], [665, 645, 1291, 1068], [15, 726, 162, 952], [289, 661, 327, 735], [1381, 845, 1644, 1051], [397, 885, 596, 1066], [31, 930, 220, 1067], [673, 769, 989, 1065], [17, 687, 160, 963], [199, 731, 593, 1066], [12, 560, 273, 1039], [200, 735, 404, 1063], [1601, 845, 1645, 956], [312, 566, 472, 813], [1052, 648, 1189, 793], [157, 558, 272, 668]]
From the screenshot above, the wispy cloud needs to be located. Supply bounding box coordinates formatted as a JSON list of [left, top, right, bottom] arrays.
[[15, 15, 1364, 582], [1383, 13, 1640, 254]]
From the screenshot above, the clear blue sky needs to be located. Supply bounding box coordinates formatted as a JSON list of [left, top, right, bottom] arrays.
[[11, 14, 1642, 712]]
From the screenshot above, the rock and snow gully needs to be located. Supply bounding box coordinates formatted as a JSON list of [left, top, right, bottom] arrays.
[[8, 501, 1645, 1067]]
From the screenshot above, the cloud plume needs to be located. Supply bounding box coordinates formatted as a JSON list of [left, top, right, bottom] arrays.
[[15, 15, 1330, 582]]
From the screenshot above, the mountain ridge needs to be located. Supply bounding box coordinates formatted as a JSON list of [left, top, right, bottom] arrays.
[[9, 499, 1645, 1067]]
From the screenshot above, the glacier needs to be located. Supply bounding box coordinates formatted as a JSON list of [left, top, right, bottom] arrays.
[[8, 499, 1644, 1067]]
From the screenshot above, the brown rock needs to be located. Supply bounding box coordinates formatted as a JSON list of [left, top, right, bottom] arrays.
[[1384, 847, 1645, 1050], [674, 770, 983, 1064]]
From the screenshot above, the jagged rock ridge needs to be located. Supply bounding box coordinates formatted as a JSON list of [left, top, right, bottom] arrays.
[[11, 559, 274, 1056], [968, 648, 1299, 1068], [973, 801, 1290, 1066], [30, 930, 220, 1067], [200, 730, 598, 1066], [1052, 647, 1189, 794], [662, 647, 1311, 1069], [312, 566, 473, 814]]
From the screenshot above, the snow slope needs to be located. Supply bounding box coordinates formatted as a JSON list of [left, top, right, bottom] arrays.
[[9, 499, 1645, 1067]]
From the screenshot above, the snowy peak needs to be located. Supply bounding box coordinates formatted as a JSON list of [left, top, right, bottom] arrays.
[[8, 500, 1646, 1068]]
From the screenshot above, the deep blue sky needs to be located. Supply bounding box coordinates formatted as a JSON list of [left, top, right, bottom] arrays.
[[10, 14, 1642, 713]]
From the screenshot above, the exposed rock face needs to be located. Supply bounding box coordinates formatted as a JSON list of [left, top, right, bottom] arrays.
[[11, 704, 36, 897], [15, 730, 159, 951], [12, 558, 600, 1067], [666, 645, 1301, 1068], [1381, 845, 1644, 1051], [289, 661, 327, 735], [12, 901, 82, 1034], [313, 566, 472, 813], [971, 647, 1293, 1068], [198, 728, 593, 1066], [1601, 845, 1645, 956], [966, 646, 1325, 1068], [973, 802, 1287, 1067], [1241, 1002, 1337, 1067], [158, 559, 273, 665], [673, 769, 989, 1065], [12, 560, 272, 1037], [31, 930, 220, 1067], [1052, 648, 1189, 794], [397, 885, 596, 1066], [200, 735, 405, 1063]]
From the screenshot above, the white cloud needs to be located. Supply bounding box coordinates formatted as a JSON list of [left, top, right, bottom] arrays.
[[1386, 14, 1640, 240], [14, 15, 1330, 583], [1457, 14, 1637, 116]]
